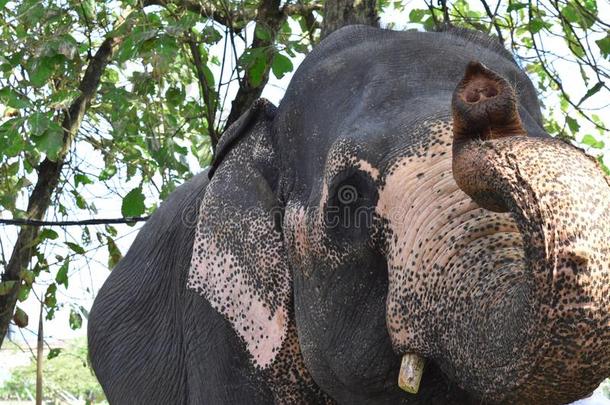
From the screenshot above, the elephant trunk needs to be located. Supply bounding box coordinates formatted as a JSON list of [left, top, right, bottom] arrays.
[[448, 61, 610, 403]]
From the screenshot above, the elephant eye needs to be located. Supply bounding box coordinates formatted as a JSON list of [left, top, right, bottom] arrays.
[[325, 169, 378, 235]]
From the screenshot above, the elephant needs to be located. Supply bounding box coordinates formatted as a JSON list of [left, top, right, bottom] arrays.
[[88, 25, 610, 404]]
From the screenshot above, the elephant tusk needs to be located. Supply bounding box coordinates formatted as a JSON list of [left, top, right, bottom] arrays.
[[398, 353, 425, 394]]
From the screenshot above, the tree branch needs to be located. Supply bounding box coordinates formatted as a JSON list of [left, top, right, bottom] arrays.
[[283, 2, 323, 17], [439, 0, 451, 25], [0, 34, 123, 348], [144, 0, 238, 30], [425, 0, 440, 28], [144, 0, 322, 32], [186, 36, 220, 149], [527, 0, 608, 132], [224, 0, 285, 128], [480, 0, 504, 44], [0, 217, 149, 227]]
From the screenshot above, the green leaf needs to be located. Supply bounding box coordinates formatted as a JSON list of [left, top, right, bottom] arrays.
[[255, 25, 272, 41], [55, 259, 70, 288], [409, 9, 427, 22], [422, 15, 436, 31], [81, 0, 96, 21], [20, 270, 35, 285], [28, 112, 51, 136], [74, 173, 93, 187], [166, 87, 185, 107], [13, 306, 28, 328], [20, 1, 45, 25], [131, 71, 155, 96], [47, 348, 61, 359], [581, 134, 605, 149], [121, 187, 146, 217], [561, 4, 579, 23], [0, 117, 25, 157], [69, 308, 82, 330], [577, 81, 604, 105], [562, 23, 586, 58], [249, 58, 266, 87], [18, 284, 30, 302], [32, 122, 64, 161], [271, 53, 293, 80], [201, 26, 223, 44], [99, 164, 117, 181], [65, 242, 85, 254], [0, 280, 17, 295], [107, 236, 123, 270], [0, 0, 9, 9], [507, 3, 528, 12], [597, 156, 610, 175], [566, 116, 580, 134], [105, 224, 118, 237], [203, 65, 215, 88], [562, 2, 595, 28], [529, 18, 547, 34], [72, 190, 87, 209], [0, 87, 31, 109], [103, 68, 120, 84], [241, 48, 268, 88], [29, 57, 55, 86], [39, 228, 59, 241], [115, 36, 138, 64], [596, 35, 610, 58], [44, 283, 57, 307]]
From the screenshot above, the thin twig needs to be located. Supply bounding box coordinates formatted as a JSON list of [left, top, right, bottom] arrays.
[[480, 0, 505, 43], [439, 0, 450, 24], [527, 0, 608, 132], [0, 217, 149, 227]]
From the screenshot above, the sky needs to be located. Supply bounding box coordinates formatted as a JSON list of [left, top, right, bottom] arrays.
[[1, 2, 609, 401]]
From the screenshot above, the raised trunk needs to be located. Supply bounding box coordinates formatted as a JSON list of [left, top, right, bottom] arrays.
[[447, 61, 610, 403], [381, 61, 610, 404], [449, 136, 610, 403]]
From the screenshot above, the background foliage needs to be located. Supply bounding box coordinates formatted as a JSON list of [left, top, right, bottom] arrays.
[[0, 0, 608, 400], [0, 338, 106, 402]]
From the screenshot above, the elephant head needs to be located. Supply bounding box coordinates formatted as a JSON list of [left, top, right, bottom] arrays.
[[188, 26, 610, 404]]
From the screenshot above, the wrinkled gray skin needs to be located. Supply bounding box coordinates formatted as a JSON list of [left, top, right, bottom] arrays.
[[89, 26, 610, 404]]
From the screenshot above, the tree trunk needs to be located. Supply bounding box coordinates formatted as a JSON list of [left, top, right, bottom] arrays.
[[225, 0, 378, 130], [223, 0, 284, 130], [0, 35, 122, 349], [35, 302, 43, 405], [320, 0, 379, 40]]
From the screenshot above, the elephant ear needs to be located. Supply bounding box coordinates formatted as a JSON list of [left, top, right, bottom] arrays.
[[188, 99, 290, 369]]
